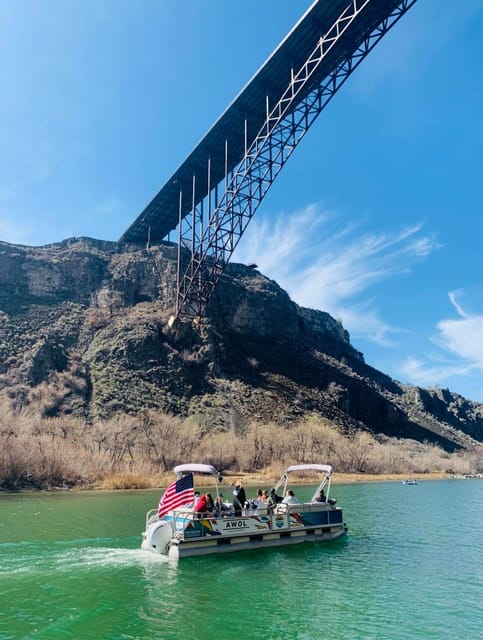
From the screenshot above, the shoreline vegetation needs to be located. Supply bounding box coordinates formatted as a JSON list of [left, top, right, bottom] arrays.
[[2, 470, 479, 494], [1, 407, 481, 492], [94, 471, 459, 493]]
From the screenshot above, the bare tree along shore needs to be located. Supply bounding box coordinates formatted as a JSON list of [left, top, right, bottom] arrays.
[[1, 403, 481, 491]]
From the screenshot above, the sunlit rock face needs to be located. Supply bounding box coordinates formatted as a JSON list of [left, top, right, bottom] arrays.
[[0, 237, 481, 450]]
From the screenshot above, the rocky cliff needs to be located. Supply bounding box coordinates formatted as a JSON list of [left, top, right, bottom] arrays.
[[0, 237, 482, 451]]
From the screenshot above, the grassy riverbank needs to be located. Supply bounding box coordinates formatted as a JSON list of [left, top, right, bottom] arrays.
[[95, 470, 454, 491]]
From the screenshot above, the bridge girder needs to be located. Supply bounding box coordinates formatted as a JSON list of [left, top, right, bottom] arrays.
[[174, 0, 418, 319], [119, 0, 419, 321]]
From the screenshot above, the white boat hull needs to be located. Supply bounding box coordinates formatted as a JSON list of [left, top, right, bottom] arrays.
[[142, 504, 347, 558]]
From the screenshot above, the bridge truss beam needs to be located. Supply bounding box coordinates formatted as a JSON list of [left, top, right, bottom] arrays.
[[172, 0, 418, 320]]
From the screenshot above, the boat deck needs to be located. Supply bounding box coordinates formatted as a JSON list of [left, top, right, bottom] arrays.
[[163, 502, 346, 557]]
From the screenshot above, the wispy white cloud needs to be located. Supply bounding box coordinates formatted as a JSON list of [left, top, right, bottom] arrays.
[[234, 204, 440, 344], [399, 290, 483, 392], [399, 357, 473, 389], [435, 291, 483, 368], [447, 290, 468, 319]]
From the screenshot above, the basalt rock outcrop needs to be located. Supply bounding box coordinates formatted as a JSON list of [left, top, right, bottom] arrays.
[[0, 237, 482, 451]]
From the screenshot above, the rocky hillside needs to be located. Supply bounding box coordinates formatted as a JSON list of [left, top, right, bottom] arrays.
[[0, 237, 482, 451]]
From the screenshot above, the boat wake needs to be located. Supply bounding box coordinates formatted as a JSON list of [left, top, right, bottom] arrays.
[[1, 541, 169, 577], [61, 546, 170, 571]]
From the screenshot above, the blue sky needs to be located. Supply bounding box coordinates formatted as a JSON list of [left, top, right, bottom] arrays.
[[1, 0, 483, 402]]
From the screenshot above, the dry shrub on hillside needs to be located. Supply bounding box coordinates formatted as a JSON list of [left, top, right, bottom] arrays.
[[84, 308, 111, 331], [197, 430, 238, 470], [290, 416, 349, 468], [449, 445, 483, 474], [237, 422, 287, 471], [234, 417, 481, 476], [368, 440, 407, 474], [338, 431, 376, 473], [234, 419, 375, 472], [42, 415, 88, 441], [135, 411, 200, 471], [0, 412, 99, 490], [1, 399, 481, 490], [0, 402, 103, 488], [26, 364, 88, 417]]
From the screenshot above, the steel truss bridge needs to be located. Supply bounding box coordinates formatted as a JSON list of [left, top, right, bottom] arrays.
[[120, 0, 418, 321]]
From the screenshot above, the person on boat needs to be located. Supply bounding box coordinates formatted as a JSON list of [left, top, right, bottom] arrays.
[[205, 493, 215, 512], [194, 493, 213, 516], [268, 487, 283, 506], [315, 489, 326, 503], [232, 480, 246, 516], [282, 489, 300, 505], [213, 494, 228, 517], [253, 489, 269, 514], [243, 489, 262, 511]]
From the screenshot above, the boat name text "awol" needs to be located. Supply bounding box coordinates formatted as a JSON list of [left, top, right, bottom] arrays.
[[224, 520, 249, 529]]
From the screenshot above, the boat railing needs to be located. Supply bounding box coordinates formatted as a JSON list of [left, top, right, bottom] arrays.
[[149, 500, 335, 526], [149, 499, 338, 531], [273, 501, 336, 515], [151, 499, 343, 542], [146, 509, 159, 527]]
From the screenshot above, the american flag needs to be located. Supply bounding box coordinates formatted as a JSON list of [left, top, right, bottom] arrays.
[[158, 473, 194, 517]]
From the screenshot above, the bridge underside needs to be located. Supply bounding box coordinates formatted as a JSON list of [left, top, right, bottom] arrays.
[[119, 0, 418, 319]]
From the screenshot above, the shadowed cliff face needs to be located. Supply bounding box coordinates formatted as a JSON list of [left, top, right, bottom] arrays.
[[0, 237, 482, 451]]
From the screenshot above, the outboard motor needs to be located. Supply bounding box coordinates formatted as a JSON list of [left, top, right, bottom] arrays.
[[141, 520, 173, 555]]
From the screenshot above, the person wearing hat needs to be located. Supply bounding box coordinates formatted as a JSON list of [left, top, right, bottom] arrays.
[[232, 480, 246, 516]]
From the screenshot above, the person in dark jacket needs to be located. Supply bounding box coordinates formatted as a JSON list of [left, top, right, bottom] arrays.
[[213, 494, 228, 517], [232, 480, 246, 516], [205, 493, 215, 512], [268, 487, 283, 506]]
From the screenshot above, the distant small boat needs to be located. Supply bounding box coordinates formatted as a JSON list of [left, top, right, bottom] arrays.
[[402, 479, 419, 485]]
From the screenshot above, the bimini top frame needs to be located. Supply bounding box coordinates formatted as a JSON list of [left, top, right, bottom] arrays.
[[273, 464, 334, 503]]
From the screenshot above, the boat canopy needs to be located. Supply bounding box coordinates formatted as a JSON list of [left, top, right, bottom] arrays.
[[273, 463, 334, 502], [284, 464, 333, 476], [174, 463, 221, 479]]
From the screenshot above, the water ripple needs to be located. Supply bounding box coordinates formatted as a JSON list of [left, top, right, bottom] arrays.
[[1, 479, 482, 640]]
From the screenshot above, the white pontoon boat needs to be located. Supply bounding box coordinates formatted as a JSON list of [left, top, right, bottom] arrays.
[[141, 463, 347, 560]]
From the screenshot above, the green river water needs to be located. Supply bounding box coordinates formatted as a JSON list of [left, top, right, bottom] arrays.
[[1, 479, 482, 640]]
